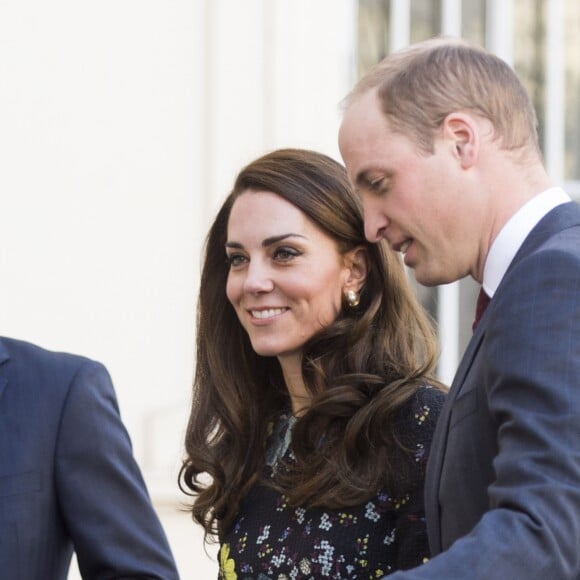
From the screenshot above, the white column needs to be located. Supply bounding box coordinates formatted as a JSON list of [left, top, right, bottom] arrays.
[[486, 0, 513, 65], [544, 0, 565, 184], [390, 0, 411, 52], [441, 0, 462, 36], [437, 282, 460, 385], [433, 0, 462, 384]]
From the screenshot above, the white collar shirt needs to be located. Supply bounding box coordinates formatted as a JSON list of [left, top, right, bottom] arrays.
[[482, 187, 571, 298]]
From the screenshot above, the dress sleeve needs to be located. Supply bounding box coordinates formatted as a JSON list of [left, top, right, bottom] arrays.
[[395, 386, 446, 571]]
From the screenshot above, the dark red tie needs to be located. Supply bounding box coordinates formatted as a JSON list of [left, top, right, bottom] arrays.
[[472, 288, 491, 332]]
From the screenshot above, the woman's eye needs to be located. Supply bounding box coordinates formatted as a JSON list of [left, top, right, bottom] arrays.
[[274, 247, 301, 261], [226, 253, 247, 268]]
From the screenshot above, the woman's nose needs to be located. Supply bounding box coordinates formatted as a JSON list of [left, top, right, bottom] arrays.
[[242, 261, 274, 294]]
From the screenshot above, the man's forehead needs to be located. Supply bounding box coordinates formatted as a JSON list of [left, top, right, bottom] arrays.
[[343, 89, 380, 121]]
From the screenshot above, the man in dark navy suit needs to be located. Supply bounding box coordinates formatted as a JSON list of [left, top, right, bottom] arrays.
[[339, 38, 580, 579], [0, 336, 179, 579]]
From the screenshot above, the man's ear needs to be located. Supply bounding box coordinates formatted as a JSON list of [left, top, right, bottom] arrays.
[[442, 112, 479, 169], [343, 246, 369, 292]]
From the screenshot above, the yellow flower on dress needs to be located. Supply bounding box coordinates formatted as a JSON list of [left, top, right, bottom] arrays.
[[219, 543, 237, 580]]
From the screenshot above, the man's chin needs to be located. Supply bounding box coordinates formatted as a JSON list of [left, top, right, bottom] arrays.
[[410, 265, 448, 288]]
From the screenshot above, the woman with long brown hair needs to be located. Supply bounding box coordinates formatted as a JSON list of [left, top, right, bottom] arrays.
[[180, 148, 446, 578]]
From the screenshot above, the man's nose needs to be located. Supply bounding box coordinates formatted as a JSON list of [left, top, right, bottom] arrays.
[[364, 210, 388, 243]]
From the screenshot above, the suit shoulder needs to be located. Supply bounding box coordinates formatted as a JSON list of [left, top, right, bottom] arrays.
[[0, 336, 106, 386]]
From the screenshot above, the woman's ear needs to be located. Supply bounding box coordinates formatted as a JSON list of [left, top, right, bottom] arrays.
[[343, 246, 369, 292]]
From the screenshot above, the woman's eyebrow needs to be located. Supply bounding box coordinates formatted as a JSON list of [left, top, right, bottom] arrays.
[[225, 233, 306, 249]]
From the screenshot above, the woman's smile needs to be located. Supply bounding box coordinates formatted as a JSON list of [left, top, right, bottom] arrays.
[[248, 307, 289, 321]]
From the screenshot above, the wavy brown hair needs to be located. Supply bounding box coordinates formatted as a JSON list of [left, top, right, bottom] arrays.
[[179, 148, 441, 540]]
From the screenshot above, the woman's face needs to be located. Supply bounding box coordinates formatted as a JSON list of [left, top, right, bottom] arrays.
[[225, 190, 352, 364]]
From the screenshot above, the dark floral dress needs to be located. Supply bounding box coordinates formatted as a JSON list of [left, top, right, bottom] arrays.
[[218, 386, 445, 579]]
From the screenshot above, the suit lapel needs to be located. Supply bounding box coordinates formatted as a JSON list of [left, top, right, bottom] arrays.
[[426, 329, 485, 553], [0, 377, 7, 403], [0, 339, 9, 403]]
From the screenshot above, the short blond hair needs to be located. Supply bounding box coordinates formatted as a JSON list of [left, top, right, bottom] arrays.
[[344, 36, 540, 156]]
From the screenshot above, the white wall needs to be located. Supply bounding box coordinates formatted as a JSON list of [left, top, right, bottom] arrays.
[[202, 0, 357, 216], [0, 0, 357, 577]]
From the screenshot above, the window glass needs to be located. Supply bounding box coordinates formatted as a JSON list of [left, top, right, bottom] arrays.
[[357, 0, 390, 77], [410, 0, 441, 43], [461, 0, 486, 46], [513, 0, 547, 155]]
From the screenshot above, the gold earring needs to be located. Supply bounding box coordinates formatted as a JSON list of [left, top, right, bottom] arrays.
[[345, 289, 360, 308]]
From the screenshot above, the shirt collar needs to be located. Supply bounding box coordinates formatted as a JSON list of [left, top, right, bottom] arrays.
[[482, 187, 571, 297]]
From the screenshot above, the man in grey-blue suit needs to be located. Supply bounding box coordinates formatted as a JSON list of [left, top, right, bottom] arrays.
[[0, 336, 179, 579], [339, 38, 580, 578]]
